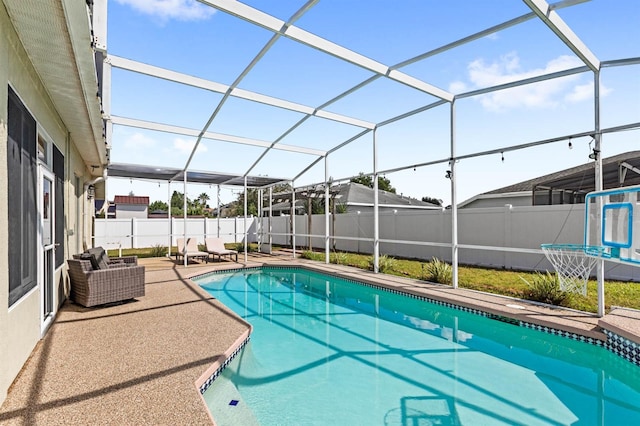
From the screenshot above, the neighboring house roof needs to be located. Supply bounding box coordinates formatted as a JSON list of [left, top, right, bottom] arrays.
[[271, 182, 439, 212], [113, 195, 149, 205], [338, 182, 437, 208], [484, 151, 640, 196]]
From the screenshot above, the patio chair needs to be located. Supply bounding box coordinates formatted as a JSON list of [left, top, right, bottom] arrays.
[[67, 258, 145, 307], [205, 237, 238, 262], [175, 237, 209, 264]]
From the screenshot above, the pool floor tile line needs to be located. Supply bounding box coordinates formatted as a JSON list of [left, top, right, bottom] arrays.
[[1, 253, 639, 425]]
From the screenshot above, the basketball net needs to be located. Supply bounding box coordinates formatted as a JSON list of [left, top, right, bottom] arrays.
[[541, 244, 605, 296]]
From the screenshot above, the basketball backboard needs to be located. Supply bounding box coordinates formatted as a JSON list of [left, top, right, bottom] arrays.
[[585, 184, 640, 265]]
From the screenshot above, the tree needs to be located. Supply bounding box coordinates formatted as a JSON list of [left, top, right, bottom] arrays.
[[303, 197, 325, 215], [197, 192, 210, 208], [149, 200, 168, 212], [233, 183, 292, 217], [187, 198, 203, 216], [421, 196, 443, 206], [167, 191, 208, 216], [170, 191, 184, 209], [233, 189, 258, 216], [351, 172, 396, 193]]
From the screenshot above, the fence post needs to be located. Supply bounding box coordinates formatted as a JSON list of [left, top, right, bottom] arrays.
[[440, 208, 447, 261], [167, 216, 172, 257], [171, 216, 175, 249], [357, 211, 361, 254], [504, 204, 513, 269], [131, 217, 136, 249]]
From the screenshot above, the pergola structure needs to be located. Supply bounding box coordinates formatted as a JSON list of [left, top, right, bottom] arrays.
[[94, 0, 640, 317]]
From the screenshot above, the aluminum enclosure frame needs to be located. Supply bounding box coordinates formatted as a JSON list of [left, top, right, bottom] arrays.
[[102, 0, 640, 316]]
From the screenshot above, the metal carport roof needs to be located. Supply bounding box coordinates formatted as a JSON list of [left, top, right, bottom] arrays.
[[107, 163, 289, 187]]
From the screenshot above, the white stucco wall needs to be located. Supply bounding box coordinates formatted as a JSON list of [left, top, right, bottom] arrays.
[[0, 3, 92, 405]]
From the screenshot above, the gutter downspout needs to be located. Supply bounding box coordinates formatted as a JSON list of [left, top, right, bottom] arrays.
[[84, 168, 107, 193], [83, 168, 107, 249]]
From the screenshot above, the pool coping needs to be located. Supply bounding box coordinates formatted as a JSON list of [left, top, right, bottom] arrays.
[[191, 260, 640, 409], [194, 328, 252, 424]]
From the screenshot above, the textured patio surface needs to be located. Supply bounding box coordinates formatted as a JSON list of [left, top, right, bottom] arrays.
[[599, 306, 640, 344], [1, 252, 639, 425]]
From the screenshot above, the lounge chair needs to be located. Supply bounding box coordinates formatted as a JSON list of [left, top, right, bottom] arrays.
[[205, 237, 238, 262], [67, 258, 145, 307], [175, 237, 209, 264]]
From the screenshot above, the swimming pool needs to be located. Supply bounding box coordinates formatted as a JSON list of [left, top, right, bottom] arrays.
[[197, 267, 640, 425]]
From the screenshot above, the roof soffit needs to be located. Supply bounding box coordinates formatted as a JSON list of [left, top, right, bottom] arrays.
[[3, 0, 105, 172]]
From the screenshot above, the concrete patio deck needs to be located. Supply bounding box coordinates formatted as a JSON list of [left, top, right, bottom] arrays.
[[1, 252, 638, 425]]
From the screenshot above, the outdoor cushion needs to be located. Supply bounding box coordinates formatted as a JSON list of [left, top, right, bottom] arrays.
[[86, 247, 110, 270], [79, 252, 100, 270]]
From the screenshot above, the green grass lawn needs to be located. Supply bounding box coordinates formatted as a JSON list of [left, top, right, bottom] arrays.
[[300, 250, 640, 313]]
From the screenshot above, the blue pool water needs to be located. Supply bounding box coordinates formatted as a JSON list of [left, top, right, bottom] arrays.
[[197, 268, 640, 425]]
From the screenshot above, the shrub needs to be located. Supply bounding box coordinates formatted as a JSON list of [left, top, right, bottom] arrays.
[[233, 242, 257, 253], [150, 244, 167, 258], [368, 254, 396, 273], [425, 257, 452, 284], [331, 251, 348, 265], [301, 250, 320, 260], [521, 272, 570, 306], [300, 250, 312, 259]]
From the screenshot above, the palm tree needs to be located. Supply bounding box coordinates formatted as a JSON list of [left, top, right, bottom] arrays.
[[197, 192, 210, 208]]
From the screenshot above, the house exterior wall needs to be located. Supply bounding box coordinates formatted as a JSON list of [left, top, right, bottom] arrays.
[[69, 143, 87, 253], [0, 23, 7, 402], [0, 3, 91, 405], [115, 204, 148, 219], [460, 194, 531, 208]]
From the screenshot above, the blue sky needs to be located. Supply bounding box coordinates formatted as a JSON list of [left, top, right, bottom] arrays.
[[106, 0, 640, 207]]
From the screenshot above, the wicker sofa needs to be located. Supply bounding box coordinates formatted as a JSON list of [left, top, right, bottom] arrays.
[[67, 254, 145, 307]]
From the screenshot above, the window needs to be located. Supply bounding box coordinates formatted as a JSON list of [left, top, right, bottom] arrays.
[[54, 145, 64, 267], [37, 133, 49, 165], [7, 86, 38, 306]]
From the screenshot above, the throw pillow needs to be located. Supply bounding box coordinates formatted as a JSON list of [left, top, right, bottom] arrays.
[[86, 247, 110, 270], [79, 252, 99, 270]]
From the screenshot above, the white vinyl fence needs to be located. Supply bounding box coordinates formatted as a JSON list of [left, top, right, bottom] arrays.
[[94, 217, 255, 250], [94, 205, 640, 281]]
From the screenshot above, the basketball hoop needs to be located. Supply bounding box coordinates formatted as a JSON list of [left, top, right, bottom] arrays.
[[540, 244, 609, 296]]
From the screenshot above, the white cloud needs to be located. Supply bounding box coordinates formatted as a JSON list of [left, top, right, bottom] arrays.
[[449, 81, 467, 94], [115, 0, 215, 22], [459, 52, 609, 112], [173, 137, 208, 154], [125, 132, 156, 148], [565, 81, 612, 103]]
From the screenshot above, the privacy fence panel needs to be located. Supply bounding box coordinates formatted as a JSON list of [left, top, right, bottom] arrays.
[[94, 219, 134, 249]]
